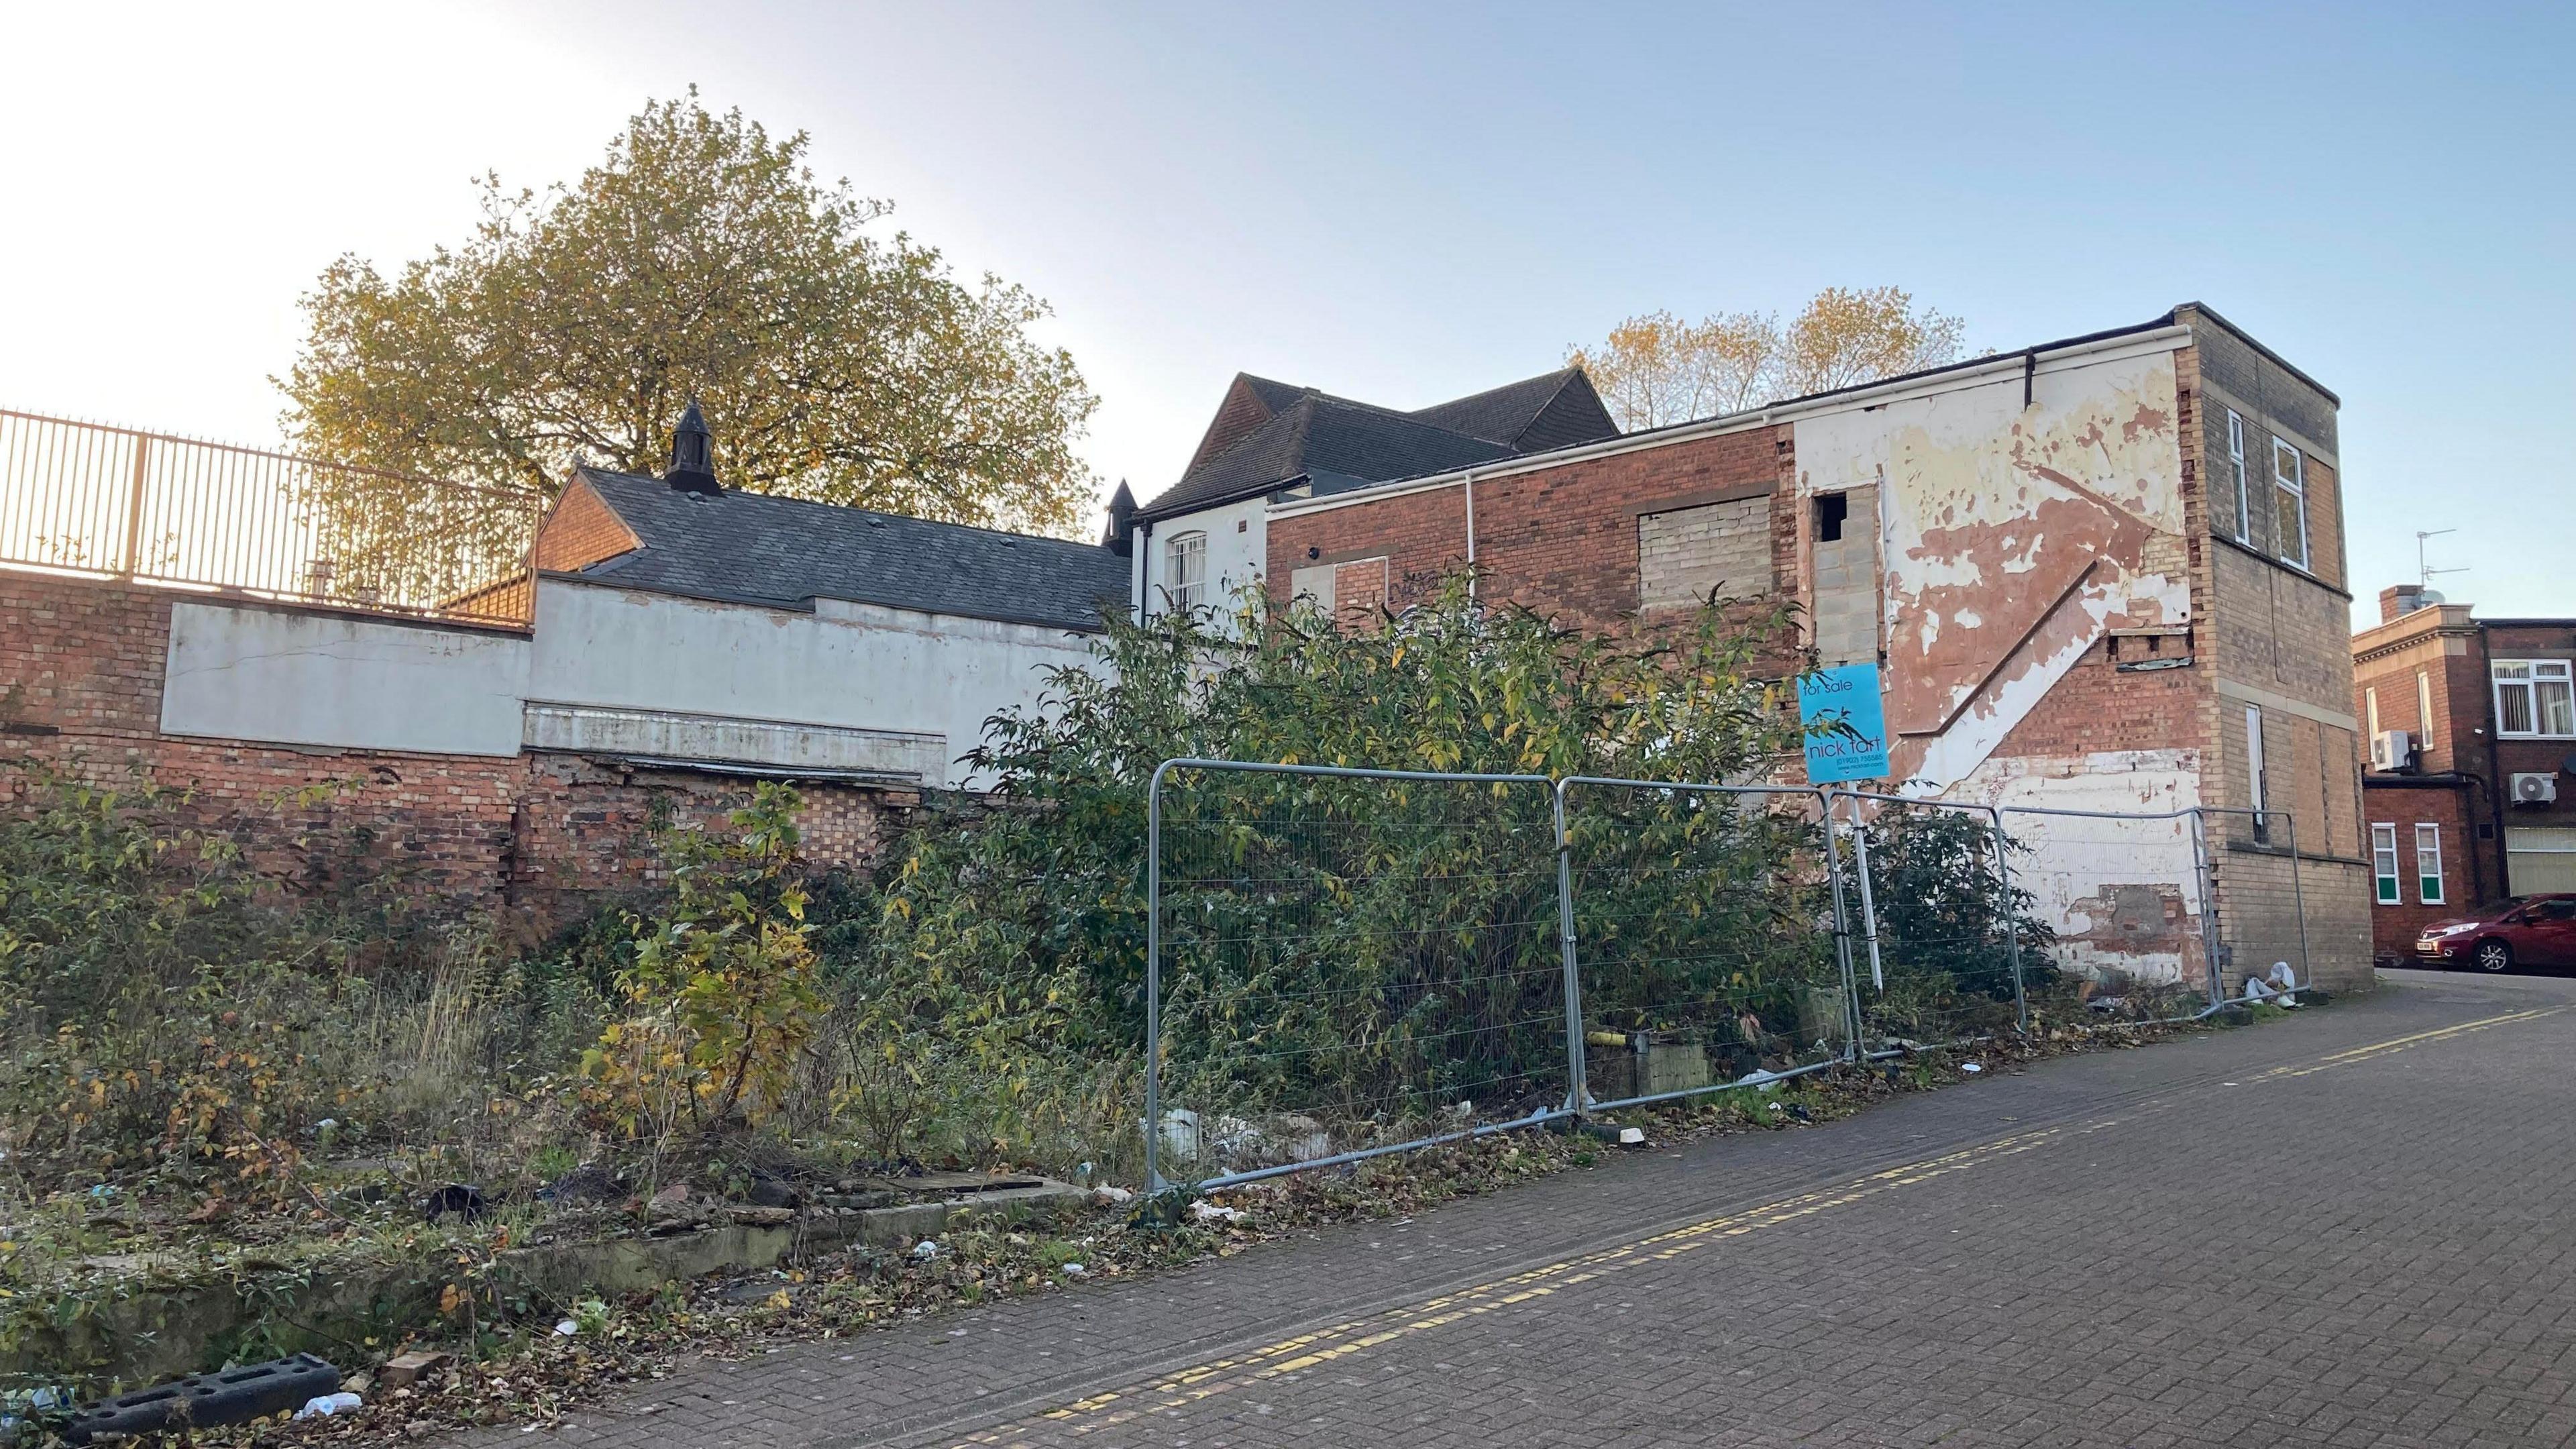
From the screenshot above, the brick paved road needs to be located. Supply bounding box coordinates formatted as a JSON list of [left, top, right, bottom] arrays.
[[465, 970, 2576, 1447]]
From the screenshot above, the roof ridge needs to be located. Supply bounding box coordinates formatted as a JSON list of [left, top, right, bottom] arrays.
[[579, 466, 1109, 552]]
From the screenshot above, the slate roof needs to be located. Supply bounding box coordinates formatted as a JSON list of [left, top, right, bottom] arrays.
[[557, 468, 1130, 633], [1134, 368, 1621, 524], [1406, 368, 1615, 453]]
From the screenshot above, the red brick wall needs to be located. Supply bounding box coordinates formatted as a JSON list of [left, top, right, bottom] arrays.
[[1269, 426, 1793, 641], [2361, 783, 2478, 963], [532, 477, 641, 574], [0, 570, 914, 914]]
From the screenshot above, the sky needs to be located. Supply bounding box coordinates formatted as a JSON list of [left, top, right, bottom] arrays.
[[3, 2, 2567, 625]]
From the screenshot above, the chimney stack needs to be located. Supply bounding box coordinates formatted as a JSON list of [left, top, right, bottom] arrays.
[[665, 399, 720, 496], [2380, 584, 2426, 623]]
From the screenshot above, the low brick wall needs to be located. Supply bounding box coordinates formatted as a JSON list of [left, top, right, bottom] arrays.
[[0, 569, 917, 914]]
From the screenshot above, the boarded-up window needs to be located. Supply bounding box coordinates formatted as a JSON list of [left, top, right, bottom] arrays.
[[1289, 564, 1336, 612], [1638, 495, 1772, 609]]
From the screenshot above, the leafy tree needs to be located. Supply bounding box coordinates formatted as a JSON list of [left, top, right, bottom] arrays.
[[1568, 286, 1968, 430], [280, 91, 1099, 535]]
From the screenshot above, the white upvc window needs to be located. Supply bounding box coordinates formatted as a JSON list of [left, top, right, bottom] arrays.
[[2371, 823, 2400, 906], [2365, 686, 2380, 738], [2493, 659, 2576, 738], [2417, 670, 2435, 737], [2271, 439, 2308, 570], [1165, 531, 1208, 611], [2226, 410, 2250, 545], [2415, 823, 2445, 905]]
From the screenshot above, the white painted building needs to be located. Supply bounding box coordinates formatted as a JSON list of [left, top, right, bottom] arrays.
[[160, 450, 1128, 790]]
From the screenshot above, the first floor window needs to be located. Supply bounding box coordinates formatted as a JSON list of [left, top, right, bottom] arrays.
[[2372, 823, 2400, 905], [2365, 686, 2380, 738], [2271, 439, 2308, 571], [2493, 659, 2576, 737], [2226, 410, 2250, 545], [2415, 823, 2445, 905], [1165, 531, 1207, 610]]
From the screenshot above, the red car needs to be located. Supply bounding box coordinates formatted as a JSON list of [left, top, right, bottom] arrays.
[[2416, 894, 2576, 972]]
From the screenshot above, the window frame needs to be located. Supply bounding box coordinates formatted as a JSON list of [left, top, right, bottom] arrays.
[[1164, 531, 1208, 612], [2271, 438, 2308, 572], [2493, 659, 2576, 739], [2415, 823, 2445, 905], [2416, 670, 2434, 739], [2365, 686, 2380, 739], [2247, 704, 2269, 844], [2226, 410, 2251, 545], [2371, 822, 2400, 906]]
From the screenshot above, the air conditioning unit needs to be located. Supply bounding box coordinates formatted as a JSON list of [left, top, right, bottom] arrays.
[[2512, 772, 2559, 805], [2370, 730, 2416, 773]]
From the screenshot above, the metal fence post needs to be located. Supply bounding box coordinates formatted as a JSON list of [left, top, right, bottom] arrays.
[[118, 435, 149, 579], [1144, 760, 1171, 1194], [1840, 792, 1887, 991], [1554, 780, 1589, 1115], [2189, 808, 2224, 1007], [1817, 789, 1863, 1063], [1984, 805, 2029, 1033], [2286, 811, 2313, 994]]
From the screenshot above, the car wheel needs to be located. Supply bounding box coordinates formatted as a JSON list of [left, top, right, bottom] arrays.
[[2475, 938, 2515, 973]]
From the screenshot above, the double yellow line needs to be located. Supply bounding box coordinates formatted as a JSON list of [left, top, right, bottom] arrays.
[[945, 1003, 2567, 1447], [2255, 1006, 2565, 1081], [951, 1131, 2060, 1446]]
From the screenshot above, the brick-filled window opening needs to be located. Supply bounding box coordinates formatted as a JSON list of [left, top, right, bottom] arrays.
[[2271, 439, 2308, 571], [2225, 410, 2250, 545], [2493, 659, 2576, 738], [2371, 823, 2401, 905], [1814, 491, 1848, 543], [1165, 531, 1207, 611], [2415, 822, 2446, 905]]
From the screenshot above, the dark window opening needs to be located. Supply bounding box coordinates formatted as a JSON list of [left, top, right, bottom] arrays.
[[1815, 492, 1848, 543]]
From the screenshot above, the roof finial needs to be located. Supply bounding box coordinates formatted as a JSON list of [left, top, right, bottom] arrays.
[[666, 398, 719, 495]]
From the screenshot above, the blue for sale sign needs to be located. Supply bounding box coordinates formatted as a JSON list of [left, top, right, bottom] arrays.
[[1797, 663, 1890, 785]]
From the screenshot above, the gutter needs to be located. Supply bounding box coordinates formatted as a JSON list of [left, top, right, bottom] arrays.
[[1269, 323, 2196, 522]]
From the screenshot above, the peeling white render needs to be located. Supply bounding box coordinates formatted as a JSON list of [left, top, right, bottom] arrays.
[[1945, 749, 2205, 986], [1793, 343, 2192, 796]]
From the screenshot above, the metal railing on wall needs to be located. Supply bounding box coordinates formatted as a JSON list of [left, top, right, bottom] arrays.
[[1143, 755, 2324, 1193], [0, 407, 545, 627]]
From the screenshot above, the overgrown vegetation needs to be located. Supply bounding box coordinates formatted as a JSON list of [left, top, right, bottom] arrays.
[[0, 572, 2084, 1400]]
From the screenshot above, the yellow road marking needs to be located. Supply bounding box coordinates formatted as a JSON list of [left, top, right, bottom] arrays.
[[950, 1001, 2568, 1446], [2255, 1006, 2565, 1080]]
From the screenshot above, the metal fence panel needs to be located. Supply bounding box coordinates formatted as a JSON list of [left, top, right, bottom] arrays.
[[1996, 804, 2220, 1024], [0, 407, 542, 626], [1145, 760, 1570, 1191], [1834, 790, 2030, 1049], [1558, 779, 1854, 1112]]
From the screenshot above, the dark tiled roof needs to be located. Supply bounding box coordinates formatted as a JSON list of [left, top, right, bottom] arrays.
[[1136, 368, 1621, 523], [1405, 368, 1615, 451], [1139, 394, 1517, 522], [561, 468, 1130, 633]]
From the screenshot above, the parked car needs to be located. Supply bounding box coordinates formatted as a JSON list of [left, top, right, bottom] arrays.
[[2416, 894, 2576, 972]]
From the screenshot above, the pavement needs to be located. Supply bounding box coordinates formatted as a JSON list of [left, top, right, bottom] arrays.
[[457, 969, 2576, 1448]]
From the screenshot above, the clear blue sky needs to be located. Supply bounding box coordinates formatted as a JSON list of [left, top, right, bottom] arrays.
[[4, 2, 2565, 623]]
